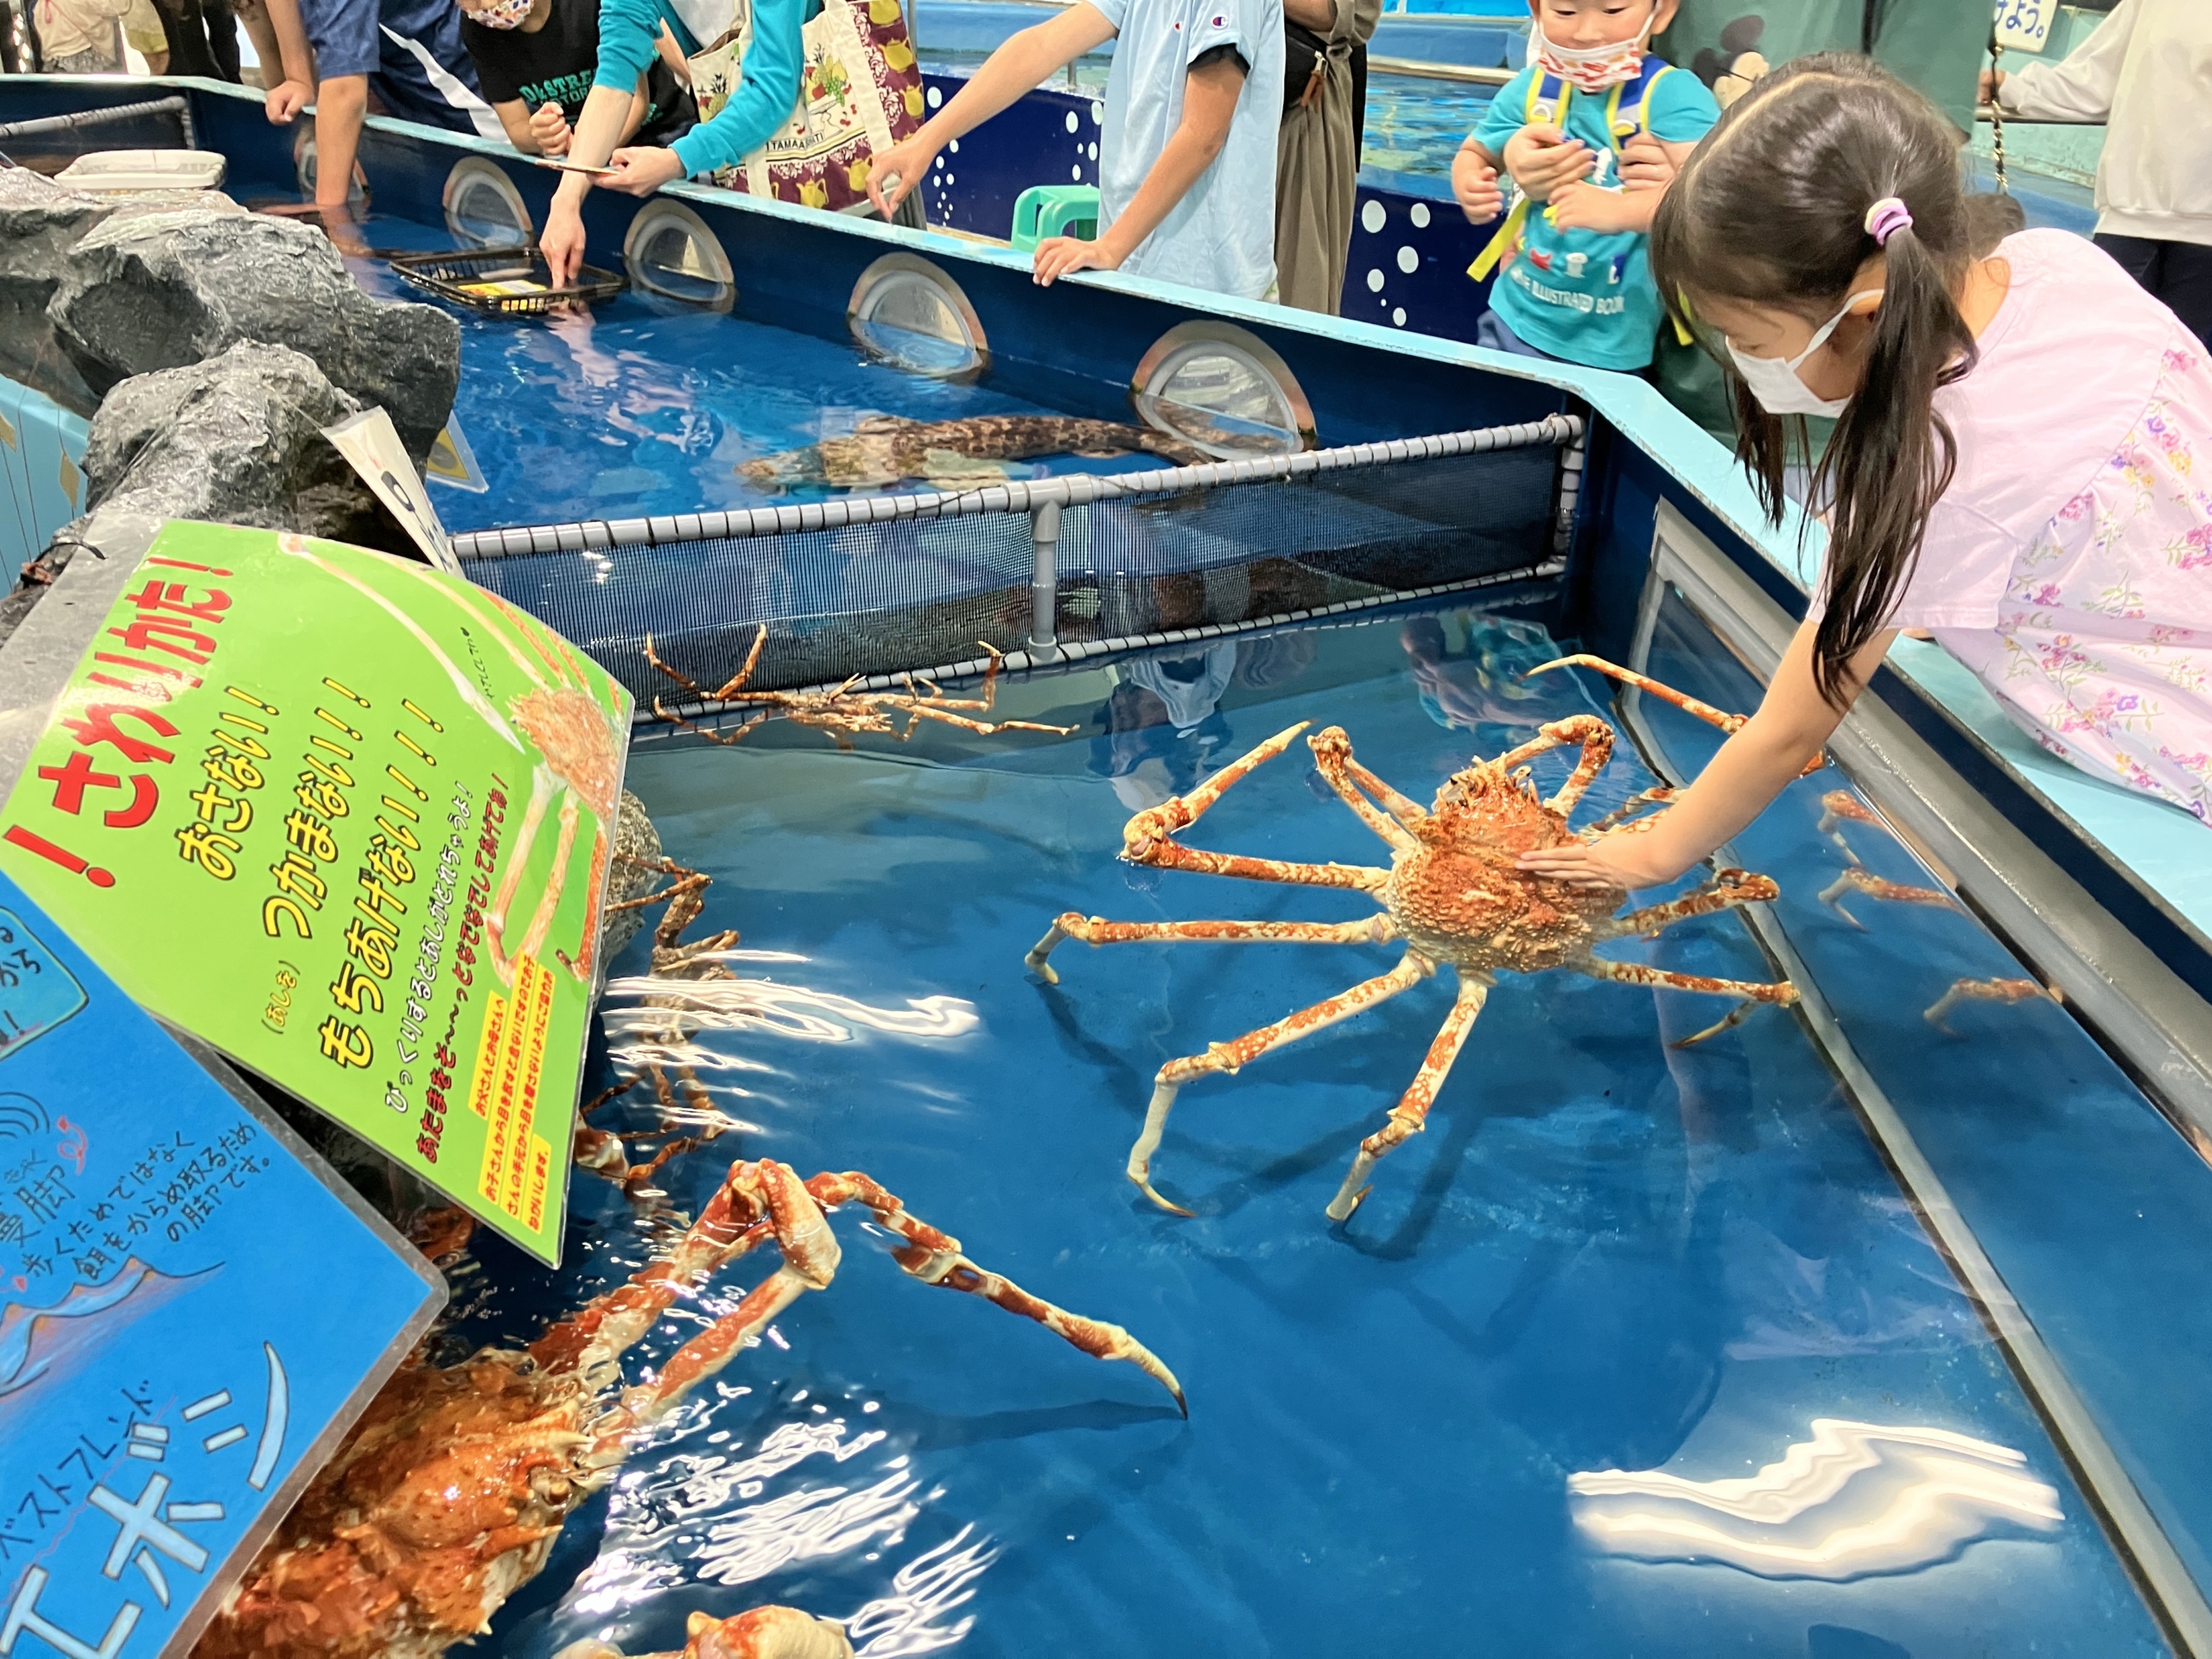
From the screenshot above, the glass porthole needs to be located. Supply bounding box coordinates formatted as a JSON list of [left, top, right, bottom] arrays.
[[622, 201, 736, 311], [1130, 321, 1314, 459], [847, 254, 988, 379], [443, 157, 531, 247]]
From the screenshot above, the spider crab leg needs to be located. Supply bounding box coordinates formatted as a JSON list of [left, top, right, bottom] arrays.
[[1120, 722, 1391, 892], [1131, 952, 1435, 1216], [1578, 786, 1675, 837], [1595, 868, 1781, 940], [1306, 727, 1425, 849], [588, 1163, 1185, 1455], [1818, 866, 1959, 929], [1026, 914, 1397, 985], [1817, 789, 1890, 863], [806, 1171, 1186, 1414], [1325, 977, 1490, 1222], [1925, 976, 2058, 1032], [1577, 957, 1800, 1046], [1492, 715, 1615, 817], [1525, 655, 1827, 779]]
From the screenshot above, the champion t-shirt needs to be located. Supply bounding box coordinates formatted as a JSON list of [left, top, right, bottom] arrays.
[[462, 0, 695, 148]]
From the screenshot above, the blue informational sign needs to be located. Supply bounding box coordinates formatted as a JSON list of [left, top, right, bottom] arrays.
[[0, 870, 443, 1658]]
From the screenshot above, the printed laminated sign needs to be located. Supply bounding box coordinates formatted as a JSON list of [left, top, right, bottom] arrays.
[[0, 523, 634, 1265], [0, 865, 442, 1657]]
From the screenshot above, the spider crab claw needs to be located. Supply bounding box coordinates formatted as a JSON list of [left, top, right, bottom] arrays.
[[684, 1605, 855, 1659]]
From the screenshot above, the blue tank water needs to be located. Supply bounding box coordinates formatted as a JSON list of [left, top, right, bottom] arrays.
[[442, 605, 2166, 1659]]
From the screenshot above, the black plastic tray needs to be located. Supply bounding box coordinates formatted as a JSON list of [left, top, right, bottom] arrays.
[[387, 245, 626, 316]]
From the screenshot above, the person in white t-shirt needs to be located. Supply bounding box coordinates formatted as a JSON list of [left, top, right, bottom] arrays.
[[866, 0, 1283, 301], [1981, 0, 2211, 350]]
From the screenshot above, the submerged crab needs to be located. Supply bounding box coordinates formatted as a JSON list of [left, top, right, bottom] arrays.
[[558, 1606, 855, 1659], [1026, 657, 1800, 1222], [194, 1162, 1181, 1659], [1814, 791, 2060, 1033], [645, 626, 1075, 751]]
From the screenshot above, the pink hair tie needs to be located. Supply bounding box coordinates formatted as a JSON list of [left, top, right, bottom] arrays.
[[1865, 197, 1913, 246]]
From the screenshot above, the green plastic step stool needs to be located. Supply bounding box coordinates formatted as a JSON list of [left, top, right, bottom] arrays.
[[1010, 184, 1100, 251]]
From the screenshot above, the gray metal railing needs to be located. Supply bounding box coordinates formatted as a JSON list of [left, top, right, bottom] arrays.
[[449, 413, 1584, 560], [0, 93, 195, 149]]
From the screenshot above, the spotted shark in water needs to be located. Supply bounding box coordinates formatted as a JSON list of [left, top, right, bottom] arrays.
[[736, 414, 1209, 492]]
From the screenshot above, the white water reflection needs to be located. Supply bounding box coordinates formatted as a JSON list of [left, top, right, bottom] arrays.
[[1568, 1420, 2062, 1580], [604, 963, 980, 1053], [565, 1414, 995, 1656], [844, 1527, 996, 1656]]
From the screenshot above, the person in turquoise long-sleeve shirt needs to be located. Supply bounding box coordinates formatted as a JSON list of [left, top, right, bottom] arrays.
[[540, 0, 808, 283]]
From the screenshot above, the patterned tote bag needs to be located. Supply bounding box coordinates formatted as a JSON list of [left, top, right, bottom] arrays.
[[687, 0, 922, 211]]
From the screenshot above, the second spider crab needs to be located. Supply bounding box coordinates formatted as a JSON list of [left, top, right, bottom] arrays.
[[193, 1160, 1181, 1659], [1815, 790, 2061, 1033], [645, 626, 1076, 751], [1027, 656, 1802, 1223]]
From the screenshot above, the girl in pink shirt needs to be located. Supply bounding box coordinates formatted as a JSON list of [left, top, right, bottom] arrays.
[[1522, 54, 2212, 895]]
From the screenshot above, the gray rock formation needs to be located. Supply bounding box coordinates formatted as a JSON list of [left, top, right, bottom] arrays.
[[0, 171, 248, 414], [47, 209, 460, 458], [601, 791, 665, 962], [0, 169, 118, 414], [81, 342, 404, 548]]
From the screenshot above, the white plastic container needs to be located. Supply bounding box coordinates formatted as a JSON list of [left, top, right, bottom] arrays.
[[54, 149, 229, 193]]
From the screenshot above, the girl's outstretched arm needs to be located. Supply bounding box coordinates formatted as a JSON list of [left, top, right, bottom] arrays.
[[1516, 618, 1897, 889]]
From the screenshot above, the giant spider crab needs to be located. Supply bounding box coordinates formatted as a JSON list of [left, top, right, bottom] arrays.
[[644, 626, 1073, 751], [1026, 656, 1801, 1223], [193, 1160, 1181, 1659]]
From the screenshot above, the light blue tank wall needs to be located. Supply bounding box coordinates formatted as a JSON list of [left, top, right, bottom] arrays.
[[0, 375, 89, 570]]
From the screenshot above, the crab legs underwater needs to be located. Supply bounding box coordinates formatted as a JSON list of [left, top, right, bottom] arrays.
[[194, 1160, 1180, 1659]]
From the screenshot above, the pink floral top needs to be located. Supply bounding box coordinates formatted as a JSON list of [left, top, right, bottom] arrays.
[[1874, 230, 2212, 823]]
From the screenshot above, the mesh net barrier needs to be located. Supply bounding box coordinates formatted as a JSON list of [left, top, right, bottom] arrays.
[[467, 435, 1568, 706]]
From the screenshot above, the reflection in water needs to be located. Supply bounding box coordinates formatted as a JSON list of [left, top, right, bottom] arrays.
[[603, 964, 980, 1075], [1399, 612, 1560, 733], [1568, 1420, 2063, 1580], [574, 1414, 991, 1657]]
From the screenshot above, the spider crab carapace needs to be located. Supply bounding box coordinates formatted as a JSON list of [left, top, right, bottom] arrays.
[[193, 1161, 1181, 1659], [1025, 655, 1801, 1223]]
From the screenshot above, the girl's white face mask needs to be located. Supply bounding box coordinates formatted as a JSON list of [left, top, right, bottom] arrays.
[[1725, 289, 1882, 417], [1531, 6, 1658, 92]]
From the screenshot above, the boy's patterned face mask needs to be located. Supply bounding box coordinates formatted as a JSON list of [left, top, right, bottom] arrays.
[[469, 0, 534, 29], [1530, 7, 1656, 92]]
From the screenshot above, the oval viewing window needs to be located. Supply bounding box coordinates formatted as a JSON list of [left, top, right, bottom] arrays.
[[848, 254, 987, 379], [1130, 321, 1314, 460], [623, 201, 736, 311], [444, 157, 531, 247]]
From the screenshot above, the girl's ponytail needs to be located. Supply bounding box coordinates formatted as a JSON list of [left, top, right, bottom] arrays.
[[1649, 55, 1980, 707], [1809, 201, 1977, 704]]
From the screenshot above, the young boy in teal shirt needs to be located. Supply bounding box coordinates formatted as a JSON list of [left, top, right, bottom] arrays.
[[1450, 0, 1717, 372]]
